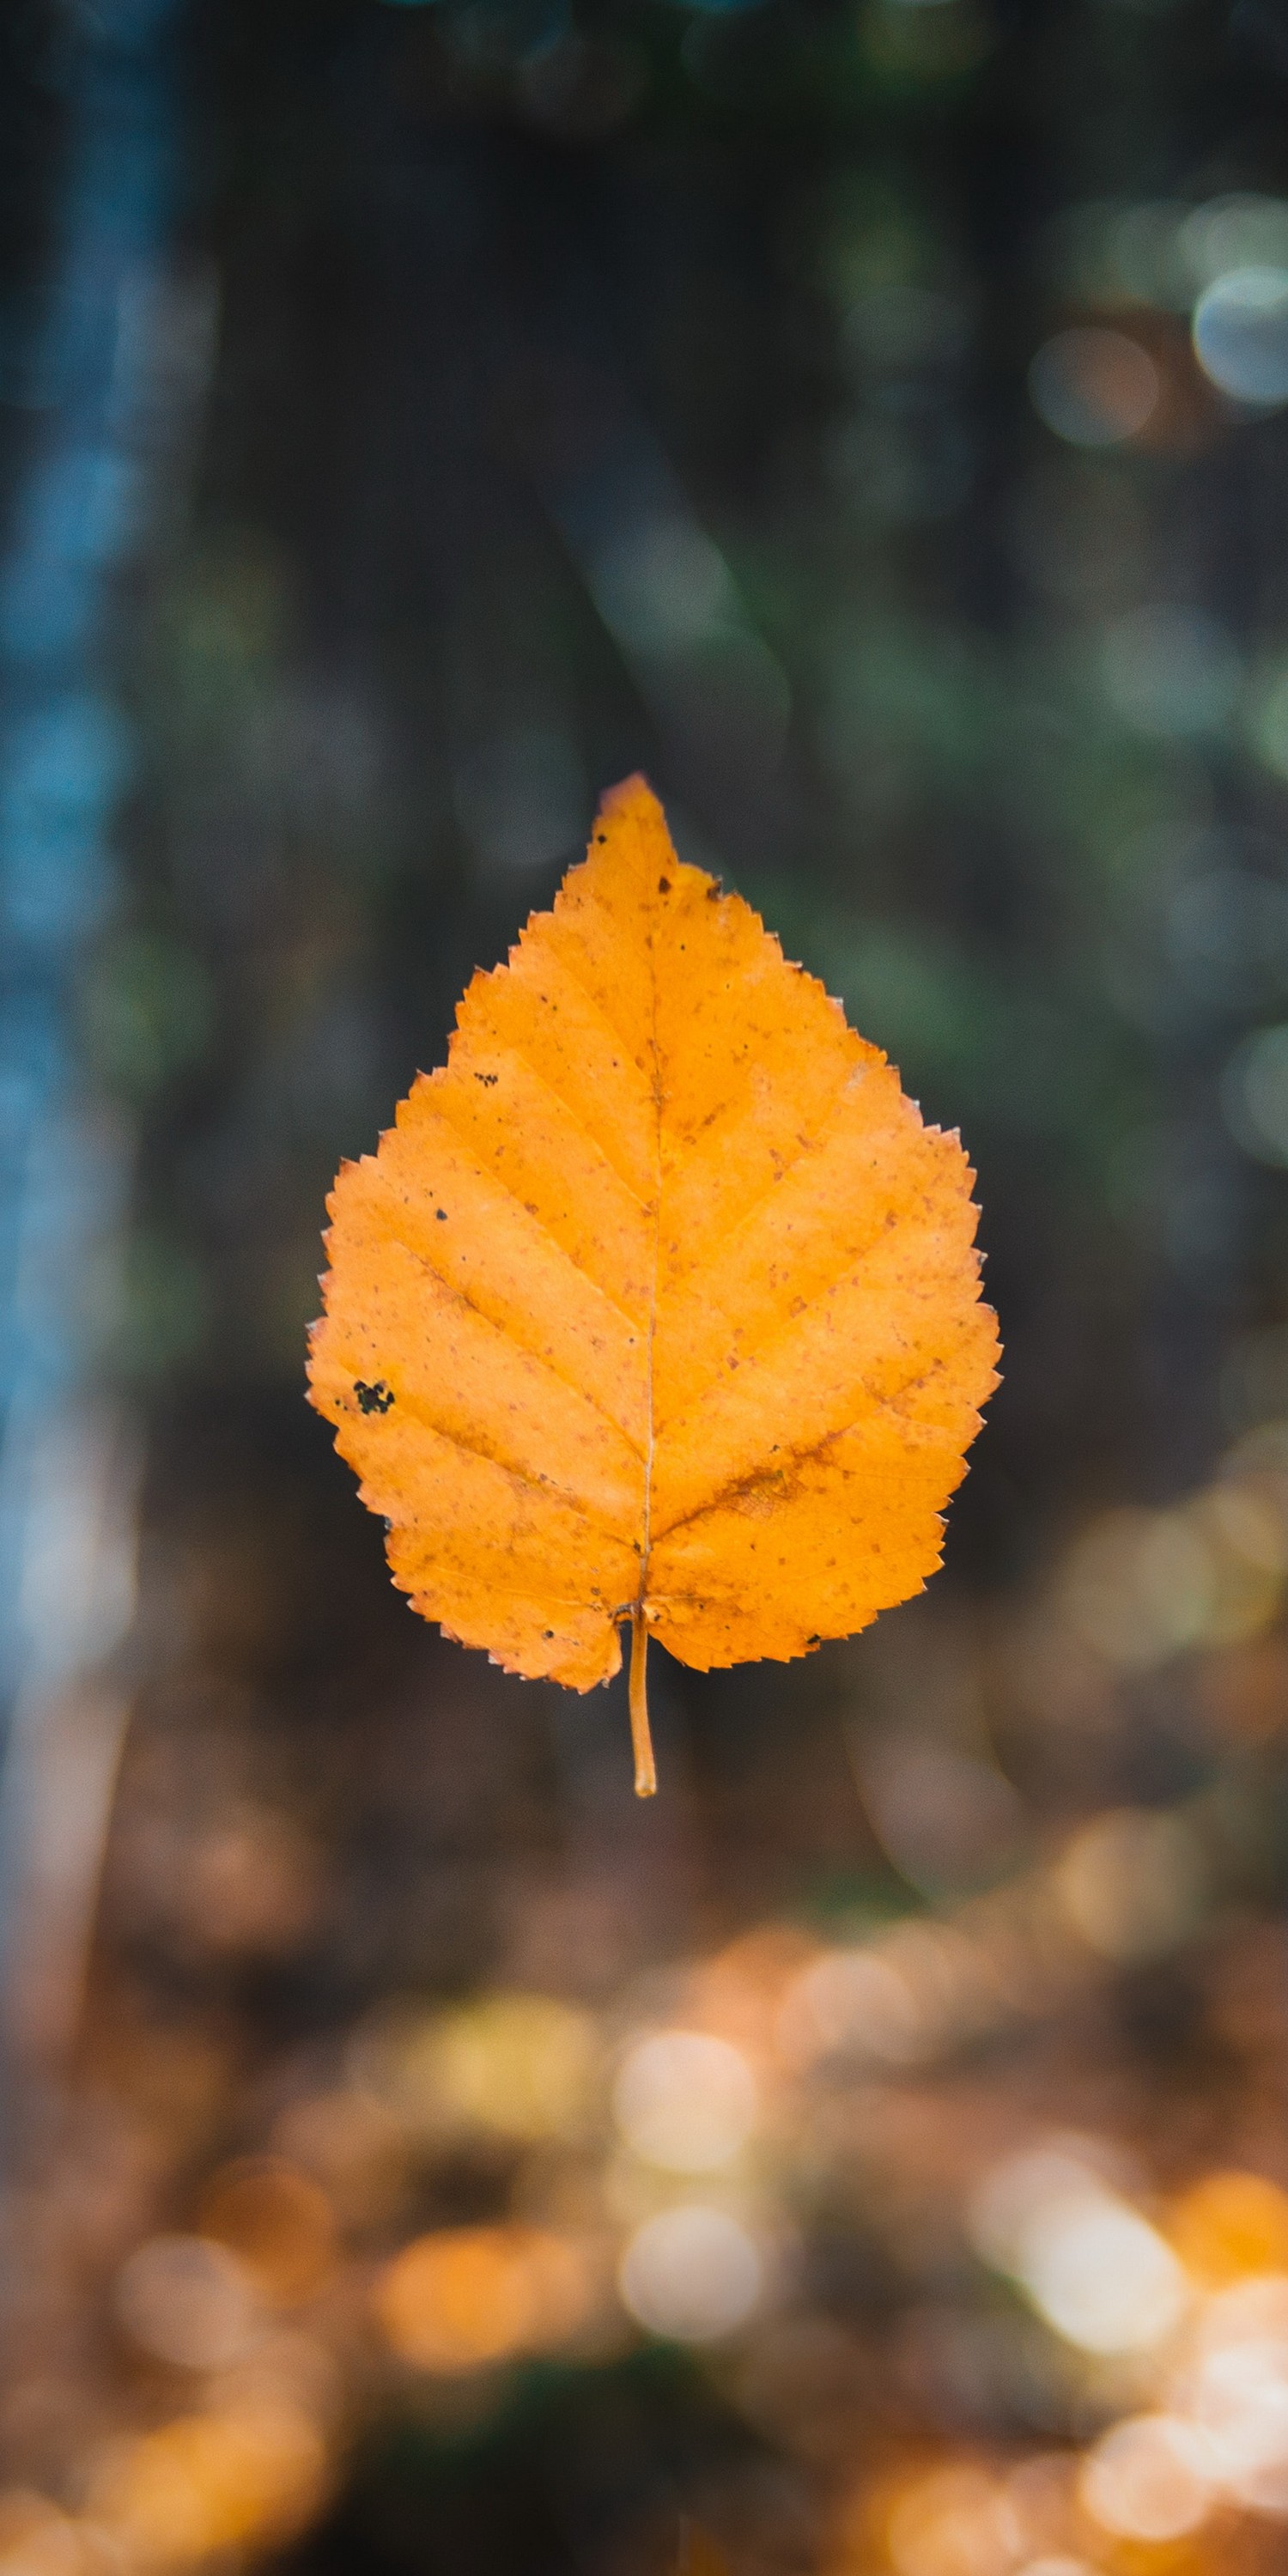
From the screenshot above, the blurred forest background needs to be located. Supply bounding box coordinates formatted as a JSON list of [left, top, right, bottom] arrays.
[[3, 0, 1288, 2572]]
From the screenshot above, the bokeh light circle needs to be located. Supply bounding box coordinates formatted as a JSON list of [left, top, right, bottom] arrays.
[[618, 2205, 762, 2342], [374, 2224, 594, 2374], [1100, 605, 1239, 739], [612, 2030, 756, 2172], [1223, 1025, 1288, 1165], [115, 2235, 259, 2371], [1193, 267, 1288, 405], [970, 2145, 1188, 2354], [1079, 2414, 1214, 2540], [1029, 327, 1158, 446]]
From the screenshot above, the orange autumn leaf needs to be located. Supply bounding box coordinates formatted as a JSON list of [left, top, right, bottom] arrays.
[[307, 776, 999, 1795]]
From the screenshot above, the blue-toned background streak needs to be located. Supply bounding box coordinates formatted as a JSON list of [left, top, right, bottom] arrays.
[[0, 0, 183, 1894]]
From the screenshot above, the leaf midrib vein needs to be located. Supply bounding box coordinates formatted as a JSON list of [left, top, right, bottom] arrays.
[[638, 917, 663, 1614]]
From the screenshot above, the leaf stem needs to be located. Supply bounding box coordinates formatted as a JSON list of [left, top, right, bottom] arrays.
[[629, 1613, 656, 1797]]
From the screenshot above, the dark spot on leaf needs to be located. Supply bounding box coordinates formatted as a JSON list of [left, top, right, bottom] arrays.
[[658, 876, 671, 893], [355, 1379, 394, 1414], [435, 1207, 447, 1220], [475, 1072, 498, 1086], [544, 1629, 555, 1639]]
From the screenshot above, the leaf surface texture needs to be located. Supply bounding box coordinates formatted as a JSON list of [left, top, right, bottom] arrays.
[[307, 777, 1000, 1692]]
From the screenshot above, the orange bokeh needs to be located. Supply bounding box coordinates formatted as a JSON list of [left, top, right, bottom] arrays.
[[374, 2224, 595, 2374], [197, 2158, 337, 2307], [1169, 2172, 1288, 2289], [88, 2406, 325, 2567]]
